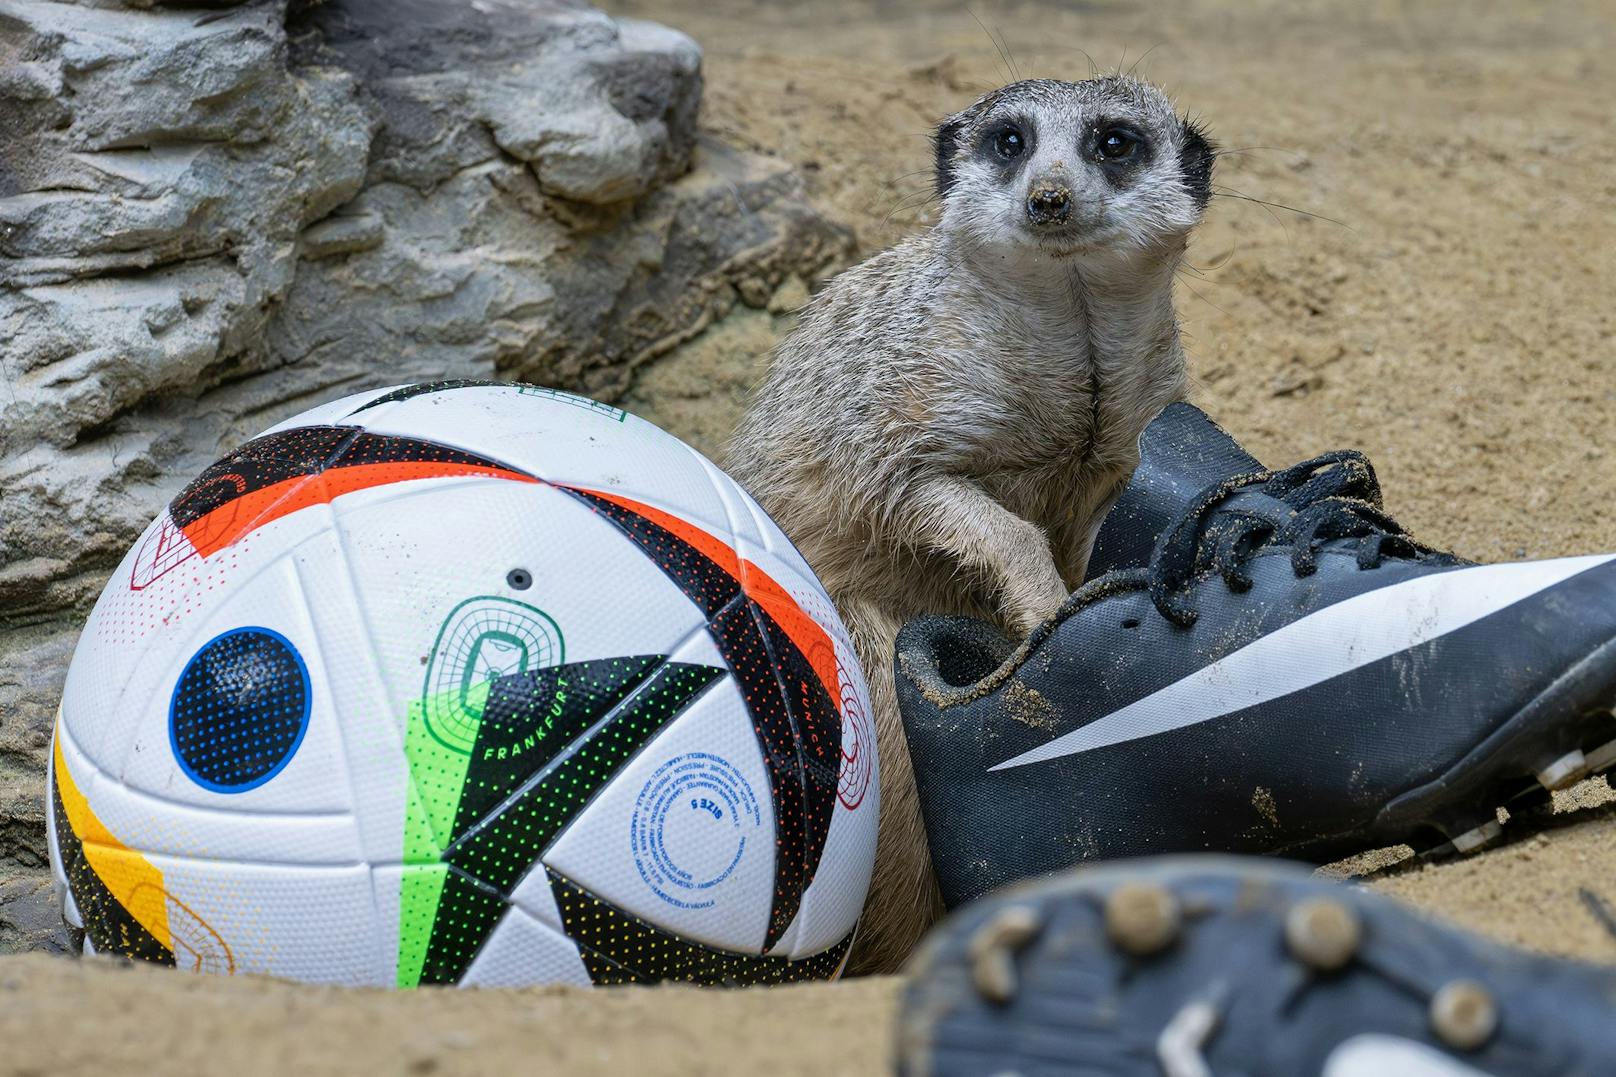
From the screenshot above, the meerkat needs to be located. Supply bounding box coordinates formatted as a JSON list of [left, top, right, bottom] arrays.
[[725, 76, 1215, 972]]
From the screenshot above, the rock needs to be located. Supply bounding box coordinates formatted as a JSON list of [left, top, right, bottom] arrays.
[[0, 871, 73, 955], [287, 0, 701, 206], [766, 275, 811, 315], [299, 213, 385, 260], [0, 618, 72, 961], [0, 1, 372, 459], [0, 0, 852, 941], [267, 132, 843, 399]]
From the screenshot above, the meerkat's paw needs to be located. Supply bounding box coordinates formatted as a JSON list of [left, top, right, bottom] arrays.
[[1002, 566, 1070, 638]]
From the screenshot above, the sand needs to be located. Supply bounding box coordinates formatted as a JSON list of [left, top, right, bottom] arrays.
[[9, 1, 1616, 1072]]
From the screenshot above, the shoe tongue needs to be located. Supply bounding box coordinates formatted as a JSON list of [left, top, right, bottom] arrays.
[[1086, 403, 1275, 579]]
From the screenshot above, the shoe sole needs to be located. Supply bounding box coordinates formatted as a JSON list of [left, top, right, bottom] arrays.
[[897, 856, 1616, 1077], [1287, 634, 1616, 864]]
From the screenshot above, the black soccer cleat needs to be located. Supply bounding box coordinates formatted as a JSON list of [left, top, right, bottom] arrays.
[[897, 403, 1616, 909], [897, 856, 1616, 1077]]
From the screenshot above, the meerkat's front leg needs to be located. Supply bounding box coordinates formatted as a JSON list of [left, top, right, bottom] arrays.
[[1051, 476, 1131, 589], [903, 475, 1070, 637]]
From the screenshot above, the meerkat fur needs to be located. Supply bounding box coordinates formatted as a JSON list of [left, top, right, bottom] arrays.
[[725, 75, 1215, 972]]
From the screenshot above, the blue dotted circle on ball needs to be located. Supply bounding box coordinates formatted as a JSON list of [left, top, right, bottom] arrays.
[[169, 627, 311, 793]]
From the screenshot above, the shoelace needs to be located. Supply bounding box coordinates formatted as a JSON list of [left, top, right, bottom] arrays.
[[1123, 449, 1445, 627]]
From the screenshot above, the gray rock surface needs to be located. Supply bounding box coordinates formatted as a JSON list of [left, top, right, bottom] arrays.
[[0, 0, 850, 944]]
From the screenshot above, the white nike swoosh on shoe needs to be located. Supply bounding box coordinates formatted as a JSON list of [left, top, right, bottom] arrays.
[[989, 554, 1616, 772], [1322, 1034, 1496, 1076]]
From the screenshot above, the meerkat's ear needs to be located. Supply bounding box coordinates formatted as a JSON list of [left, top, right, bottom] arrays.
[[1178, 118, 1216, 210], [934, 113, 969, 198]]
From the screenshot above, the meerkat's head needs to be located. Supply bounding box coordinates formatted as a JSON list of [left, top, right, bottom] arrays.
[[933, 76, 1214, 261]]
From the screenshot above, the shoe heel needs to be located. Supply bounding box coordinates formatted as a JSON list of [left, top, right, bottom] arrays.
[[895, 616, 1016, 704]]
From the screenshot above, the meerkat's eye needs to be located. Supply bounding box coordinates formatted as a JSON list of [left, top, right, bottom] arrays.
[[993, 126, 1026, 160], [1096, 128, 1139, 161]]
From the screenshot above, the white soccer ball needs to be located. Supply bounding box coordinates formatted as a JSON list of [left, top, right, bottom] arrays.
[[48, 381, 878, 987]]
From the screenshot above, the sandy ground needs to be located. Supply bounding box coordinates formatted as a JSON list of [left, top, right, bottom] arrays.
[[9, 1, 1616, 1073], [0, 952, 897, 1076]]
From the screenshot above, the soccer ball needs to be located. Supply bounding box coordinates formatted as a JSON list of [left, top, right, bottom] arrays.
[[48, 381, 878, 987]]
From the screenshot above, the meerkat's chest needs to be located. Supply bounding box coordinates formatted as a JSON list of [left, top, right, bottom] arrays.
[[941, 328, 1169, 471]]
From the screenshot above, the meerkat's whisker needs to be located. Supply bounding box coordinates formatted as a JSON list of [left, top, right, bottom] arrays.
[[882, 189, 936, 214], [1212, 186, 1351, 229], [1213, 146, 1309, 161], [882, 168, 941, 190], [1175, 273, 1235, 318], [880, 192, 942, 229], [1127, 43, 1164, 79], [1191, 246, 1240, 272], [966, 7, 1021, 84]]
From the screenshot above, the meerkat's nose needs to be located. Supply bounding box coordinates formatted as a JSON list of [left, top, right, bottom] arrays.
[[1026, 186, 1071, 225]]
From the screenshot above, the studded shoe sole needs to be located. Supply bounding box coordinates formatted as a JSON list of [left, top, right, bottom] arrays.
[[897, 856, 1616, 1077]]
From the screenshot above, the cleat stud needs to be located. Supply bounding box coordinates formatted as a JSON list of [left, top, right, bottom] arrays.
[[1430, 980, 1497, 1051], [1284, 897, 1362, 972], [1587, 739, 1616, 776], [1417, 839, 1458, 863], [1535, 749, 1588, 791], [1105, 883, 1181, 957], [966, 905, 1042, 1004], [1450, 819, 1503, 855]]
